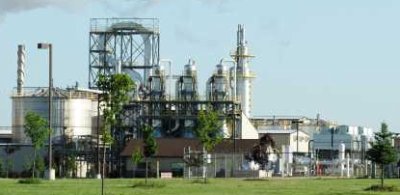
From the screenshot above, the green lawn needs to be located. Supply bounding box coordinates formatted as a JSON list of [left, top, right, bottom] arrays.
[[0, 178, 399, 195]]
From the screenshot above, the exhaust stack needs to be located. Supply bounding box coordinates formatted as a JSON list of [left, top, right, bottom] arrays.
[[17, 44, 26, 95]]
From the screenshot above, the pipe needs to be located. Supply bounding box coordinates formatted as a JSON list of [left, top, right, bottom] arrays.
[[17, 44, 26, 95], [159, 59, 172, 100]]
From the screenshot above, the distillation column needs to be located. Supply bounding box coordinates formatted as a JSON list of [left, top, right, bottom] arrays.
[[231, 24, 255, 117]]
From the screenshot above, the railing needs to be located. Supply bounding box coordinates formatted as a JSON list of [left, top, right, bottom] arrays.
[[90, 18, 159, 33]]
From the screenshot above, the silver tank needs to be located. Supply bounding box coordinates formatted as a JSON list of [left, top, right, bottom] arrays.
[[11, 87, 99, 143], [184, 59, 196, 76]]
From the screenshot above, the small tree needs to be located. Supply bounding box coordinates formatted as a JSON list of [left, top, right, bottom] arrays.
[[194, 108, 223, 183], [366, 122, 396, 188], [97, 73, 134, 195], [245, 134, 277, 170], [142, 125, 157, 184], [131, 148, 143, 178], [24, 111, 49, 178]]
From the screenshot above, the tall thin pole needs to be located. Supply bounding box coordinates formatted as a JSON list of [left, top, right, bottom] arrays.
[[97, 94, 101, 178], [296, 122, 299, 154], [331, 128, 334, 161], [48, 44, 53, 178]]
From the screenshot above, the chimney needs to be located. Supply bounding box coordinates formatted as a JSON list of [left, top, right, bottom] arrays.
[[17, 44, 26, 95]]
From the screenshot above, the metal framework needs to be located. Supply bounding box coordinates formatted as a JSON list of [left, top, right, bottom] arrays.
[[120, 100, 241, 139], [89, 18, 160, 88]]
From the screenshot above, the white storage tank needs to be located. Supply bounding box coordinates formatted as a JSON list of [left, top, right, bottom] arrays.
[[11, 87, 100, 143]]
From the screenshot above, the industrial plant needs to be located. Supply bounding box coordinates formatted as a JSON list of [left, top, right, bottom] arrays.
[[0, 18, 387, 179]]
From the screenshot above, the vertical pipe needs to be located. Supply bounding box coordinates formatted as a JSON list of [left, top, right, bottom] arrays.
[[17, 45, 25, 95]]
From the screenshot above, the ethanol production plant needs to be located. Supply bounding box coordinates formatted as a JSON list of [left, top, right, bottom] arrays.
[[88, 18, 258, 142], [8, 18, 260, 177], [11, 18, 258, 143]]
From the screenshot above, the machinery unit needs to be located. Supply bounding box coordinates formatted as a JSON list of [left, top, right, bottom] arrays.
[[147, 65, 166, 101], [175, 59, 199, 137], [206, 60, 230, 101], [176, 59, 198, 101], [206, 60, 231, 137]]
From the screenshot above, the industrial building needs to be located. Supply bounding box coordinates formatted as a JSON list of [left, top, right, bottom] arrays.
[[1, 18, 377, 178]]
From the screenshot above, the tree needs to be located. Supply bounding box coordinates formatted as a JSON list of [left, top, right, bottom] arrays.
[[24, 111, 49, 178], [142, 125, 157, 184], [97, 73, 134, 194], [245, 134, 277, 170], [194, 108, 223, 183], [366, 122, 396, 188], [131, 148, 143, 178]]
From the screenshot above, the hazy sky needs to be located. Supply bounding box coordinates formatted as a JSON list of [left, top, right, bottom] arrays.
[[0, 0, 399, 132]]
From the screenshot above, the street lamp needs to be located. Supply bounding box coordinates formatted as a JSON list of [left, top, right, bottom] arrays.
[[38, 43, 54, 180]]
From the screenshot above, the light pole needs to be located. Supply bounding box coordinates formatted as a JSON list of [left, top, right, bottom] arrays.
[[38, 43, 54, 180]]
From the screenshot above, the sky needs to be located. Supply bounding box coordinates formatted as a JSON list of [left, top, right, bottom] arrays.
[[0, 0, 399, 132]]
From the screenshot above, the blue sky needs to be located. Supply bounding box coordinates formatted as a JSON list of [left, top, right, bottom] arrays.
[[0, 0, 399, 132]]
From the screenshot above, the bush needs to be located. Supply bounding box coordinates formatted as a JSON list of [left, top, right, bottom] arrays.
[[364, 185, 399, 192], [18, 178, 42, 184], [132, 181, 166, 188], [243, 178, 269, 182]]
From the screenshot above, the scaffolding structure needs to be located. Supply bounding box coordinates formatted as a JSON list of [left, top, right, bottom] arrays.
[[89, 18, 160, 88]]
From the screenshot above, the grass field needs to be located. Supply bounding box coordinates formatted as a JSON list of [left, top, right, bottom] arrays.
[[0, 177, 399, 195]]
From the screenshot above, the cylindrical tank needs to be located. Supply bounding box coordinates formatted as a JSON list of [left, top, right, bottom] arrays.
[[64, 98, 94, 138], [12, 89, 63, 143], [184, 59, 196, 76], [206, 62, 229, 101], [176, 59, 197, 101], [148, 65, 165, 100], [12, 88, 99, 143], [339, 142, 345, 161]]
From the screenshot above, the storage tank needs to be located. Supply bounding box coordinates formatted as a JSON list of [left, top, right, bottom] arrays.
[[11, 88, 64, 143], [176, 59, 198, 101], [11, 87, 99, 143], [206, 60, 229, 101], [148, 65, 166, 100]]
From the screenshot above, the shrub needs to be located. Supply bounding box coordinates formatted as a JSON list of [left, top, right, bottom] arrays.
[[132, 181, 166, 188], [18, 178, 42, 184], [364, 184, 399, 192]]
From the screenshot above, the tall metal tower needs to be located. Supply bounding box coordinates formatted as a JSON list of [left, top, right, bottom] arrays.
[[231, 24, 255, 117], [88, 18, 160, 89]]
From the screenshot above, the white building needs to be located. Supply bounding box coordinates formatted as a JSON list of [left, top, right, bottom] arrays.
[[313, 125, 373, 159], [258, 129, 310, 154]]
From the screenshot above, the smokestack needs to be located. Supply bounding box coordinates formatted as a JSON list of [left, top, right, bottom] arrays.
[[17, 44, 25, 95]]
